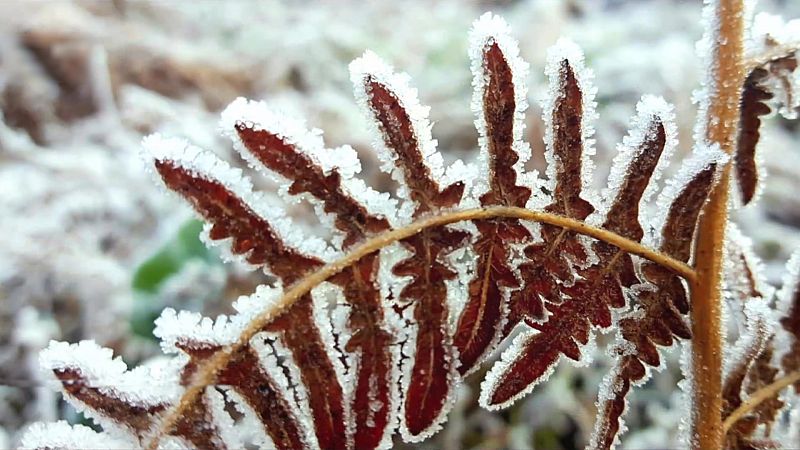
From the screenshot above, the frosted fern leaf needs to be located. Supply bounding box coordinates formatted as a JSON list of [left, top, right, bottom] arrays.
[[777, 251, 800, 396], [735, 14, 800, 206], [717, 235, 800, 449], [24, 12, 741, 450], [718, 232, 779, 450]]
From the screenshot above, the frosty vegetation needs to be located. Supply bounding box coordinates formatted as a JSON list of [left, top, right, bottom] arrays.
[[17, 4, 800, 450]]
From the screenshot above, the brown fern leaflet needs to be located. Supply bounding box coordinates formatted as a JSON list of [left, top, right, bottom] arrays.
[[231, 116, 397, 449], [592, 161, 723, 450], [779, 259, 800, 394], [735, 53, 798, 205], [504, 59, 594, 338], [717, 226, 789, 450], [154, 154, 348, 450], [54, 368, 172, 441], [479, 46, 598, 409], [176, 340, 307, 449], [358, 69, 470, 440], [490, 117, 668, 410], [452, 38, 532, 375]]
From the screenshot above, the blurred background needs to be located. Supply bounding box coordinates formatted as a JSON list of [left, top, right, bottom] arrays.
[[1, 1, 799, 448]]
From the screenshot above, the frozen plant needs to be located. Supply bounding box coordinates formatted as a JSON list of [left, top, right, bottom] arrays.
[[21, 2, 800, 450]]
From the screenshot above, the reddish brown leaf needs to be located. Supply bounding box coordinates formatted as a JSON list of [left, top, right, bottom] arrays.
[[53, 368, 169, 439], [549, 60, 595, 220], [722, 317, 771, 421], [332, 254, 398, 450], [175, 342, 220, 387], [265, 298, 348, 450], [172, 300, 349, 450], [358, 68, 469, 440], [393, 226, 470, 438], [735, 67, 772, 206], [717, 228, 784, 449], [593, 161, 722, 450], [780, 266, 800, 394], [154, 160, 323, 283], [453, 41, 532, 374], [38, 339, 232, 449], [230, 115, 398, 449], [505, 58, 594, 333], [478, 43, 531, 210], [603, 119, 667, 242], [234, 124, 391, 247], [152, 154, 350, 449], [659, 164, 720, 264], [364, 78, 465, 215], [721, 316, 780, 450], [735, 54, 798, 206], [55, 363, 227, 449], [486, 116, 667, 408], [171, 395, 229, 450], [722, 340, 785, 450], [744, 343, 784, 434], [454, 219, 529, 374], [591, 355, 646, 450], [481, 54, 606, 410]]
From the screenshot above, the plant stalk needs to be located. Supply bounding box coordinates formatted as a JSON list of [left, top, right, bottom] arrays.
[[691, 0, 745, 448]]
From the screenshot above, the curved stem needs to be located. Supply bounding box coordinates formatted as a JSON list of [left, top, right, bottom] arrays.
[[722, 370, 800, 433], [146, 205, 695, 449], [691, 1, 745, 448]]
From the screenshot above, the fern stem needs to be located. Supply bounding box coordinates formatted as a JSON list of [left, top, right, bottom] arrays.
[[146, 205, 695, 449], [722, 370, 800, 434], [691, 1, 745, 448]]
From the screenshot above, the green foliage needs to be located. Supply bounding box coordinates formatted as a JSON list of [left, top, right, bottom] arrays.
[[130, 220, 217, 339], [132, 220, 213, 293]]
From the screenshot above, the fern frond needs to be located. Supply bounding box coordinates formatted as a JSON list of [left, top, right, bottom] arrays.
[[31, 12, 798, 450]]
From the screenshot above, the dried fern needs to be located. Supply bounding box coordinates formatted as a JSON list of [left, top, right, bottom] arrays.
[[20, 7, 800, 450]]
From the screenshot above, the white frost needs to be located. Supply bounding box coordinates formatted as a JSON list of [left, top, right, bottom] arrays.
[[154, 283, 285, 354], [40, 340, 180, 405], [20, 421, 138, 450], [774, 249, 800, 371], [38, 340, 181, 442], [747, 13, 800, 61], [204, 387, 242, 449], [722, 300, 774, 382]]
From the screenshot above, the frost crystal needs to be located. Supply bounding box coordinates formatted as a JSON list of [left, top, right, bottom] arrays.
[[21, 422, 137, 450]]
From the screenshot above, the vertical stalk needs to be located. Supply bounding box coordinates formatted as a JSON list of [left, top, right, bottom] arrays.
[[691, 0, 744, 449]]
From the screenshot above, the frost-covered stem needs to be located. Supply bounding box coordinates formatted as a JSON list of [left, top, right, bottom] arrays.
[[146, 206, 695, 449], [691, 1, 745, 449], [722, 370, 800, 433]]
